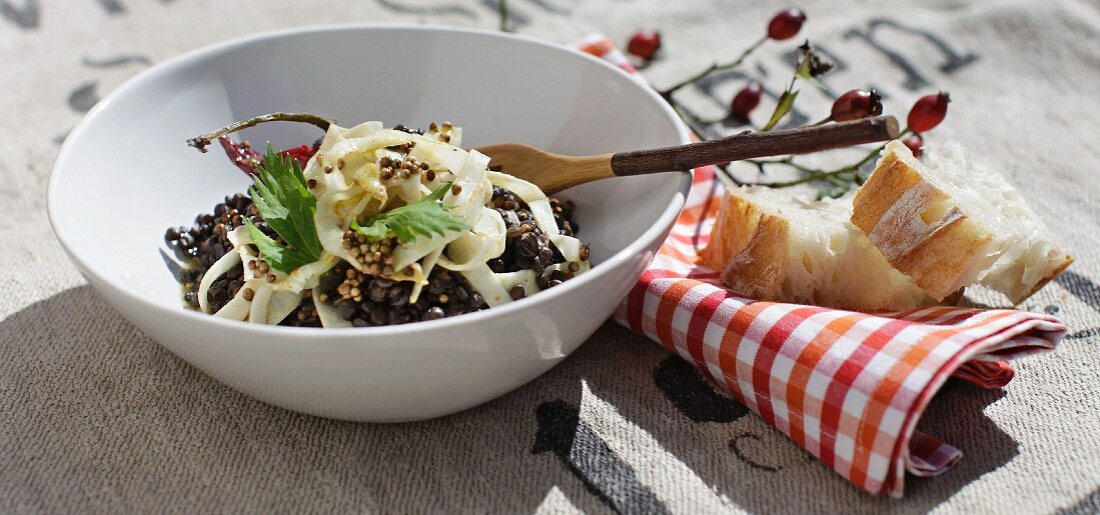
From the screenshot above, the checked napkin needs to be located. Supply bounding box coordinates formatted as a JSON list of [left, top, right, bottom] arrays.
[[575, 35, 1068, 497]]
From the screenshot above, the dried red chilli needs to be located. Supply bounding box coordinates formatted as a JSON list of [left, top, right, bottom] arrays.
[[217, 136, 318, 175], [218, 136, 261, 175], [280, 144, 317, 169]]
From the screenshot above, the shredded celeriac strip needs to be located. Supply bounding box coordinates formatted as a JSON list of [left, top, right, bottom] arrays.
[[314, 295, 352, 328], [435, 207, 506, 271], [410, 248, 443, 304], [488, 172, 557, 234], [460, 263, 513, 307], [198, 250, 241, 314], [496, 270, 540, 294], [267, 291, 303, 325], [196, 121, 590, 328], [248, 285, 272, 324], [549, 234, 584, 262], [213, 288, 251, 320]]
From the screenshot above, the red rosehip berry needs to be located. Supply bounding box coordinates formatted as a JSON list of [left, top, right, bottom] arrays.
[[627, 30, 661, 60], [729, 81, 763, 119], [907, 92, 950, 133], [767, 9, 806, 41], [830, 89, 883, 122], [902, 133, 924, 158]]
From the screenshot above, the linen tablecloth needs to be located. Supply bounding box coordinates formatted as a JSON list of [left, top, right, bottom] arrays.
[[2, 1, 1099, 512]]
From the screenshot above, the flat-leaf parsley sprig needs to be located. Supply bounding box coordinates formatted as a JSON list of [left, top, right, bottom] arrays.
[[352, 182, 470, 243], [244, 145, 325, 274]]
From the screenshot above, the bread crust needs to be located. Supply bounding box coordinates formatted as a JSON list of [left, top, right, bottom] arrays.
[[1014, 253, 1074, 303], [699, 189, 937, 311], [700, 192, 788, 300], [852, 150, 994, 301], [852, 142, 1072, 304], [699, 193, 755, 271]]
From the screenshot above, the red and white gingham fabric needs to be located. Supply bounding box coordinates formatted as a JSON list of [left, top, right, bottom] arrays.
[[574, 35, 1068, 497]]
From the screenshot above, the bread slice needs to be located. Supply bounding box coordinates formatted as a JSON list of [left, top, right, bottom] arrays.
[[851, 140, 1072, 304], [699, 186, 938, 312]]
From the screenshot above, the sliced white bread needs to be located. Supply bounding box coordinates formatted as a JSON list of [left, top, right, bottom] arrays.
[[699, 186, 939, 312], [851, 140, 1073, 304]]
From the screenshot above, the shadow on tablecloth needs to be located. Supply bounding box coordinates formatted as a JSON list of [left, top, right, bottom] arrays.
[[0, 286, 1021, 513]]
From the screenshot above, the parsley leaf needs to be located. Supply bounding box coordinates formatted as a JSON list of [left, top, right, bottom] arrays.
[[352, 182, 469, 243], [246, 145, 324, 274]]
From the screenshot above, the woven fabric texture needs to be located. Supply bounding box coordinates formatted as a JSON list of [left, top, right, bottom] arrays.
[[2, 1, 1099, 513]]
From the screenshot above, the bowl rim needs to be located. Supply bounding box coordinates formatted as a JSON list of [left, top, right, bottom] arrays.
[[47, 22, 693, 337]]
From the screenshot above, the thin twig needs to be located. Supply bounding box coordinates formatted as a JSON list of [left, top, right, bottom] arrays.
[[693, 177, 721, 248], [825, 175, 848, 188], [667, 100, 713, 141], [745, 156, 845, 191], [186, 112, 333, 153], [745, 156, 825, 175], [855, 126, 910, 167], [677, 106, 718, 137], [746, 159, 769, 176], [659, 36, 767, 99], [716, 163, 744, 187], [669, 101, 743, 186], [750, 166, 857, 188], [746, 126, 911, 189]]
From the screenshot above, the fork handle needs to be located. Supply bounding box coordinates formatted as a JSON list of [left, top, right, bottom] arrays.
[[609, 115, 899, 176]]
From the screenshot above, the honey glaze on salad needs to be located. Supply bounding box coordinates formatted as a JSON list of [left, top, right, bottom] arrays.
[[166, 114, 590, 328]]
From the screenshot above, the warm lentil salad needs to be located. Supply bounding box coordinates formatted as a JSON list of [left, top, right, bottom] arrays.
[[166, 115, 590, 328]]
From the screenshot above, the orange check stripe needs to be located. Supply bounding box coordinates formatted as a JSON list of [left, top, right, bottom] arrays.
[[717, 301, 773, 407], [850, 310, 1018, 487], [785, 314, 865, 451], [655, 280, 695, 348], [587, 35, 1066, 496]]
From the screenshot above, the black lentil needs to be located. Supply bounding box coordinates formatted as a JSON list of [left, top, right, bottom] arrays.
[[318, 262, 488, 326], [393, 124, 424, 135], [488, 186, 573, 275], [165, 193, 266, 313], [168, 150, 586, 328]]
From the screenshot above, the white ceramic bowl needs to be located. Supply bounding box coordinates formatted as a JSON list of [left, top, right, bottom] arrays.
[[48, 24, 691, 422]]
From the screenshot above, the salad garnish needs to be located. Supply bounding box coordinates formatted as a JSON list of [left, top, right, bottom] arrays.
[[352, 181, 469, 243], [167, 114, 592, 327], [244, 145, 324, 274]]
